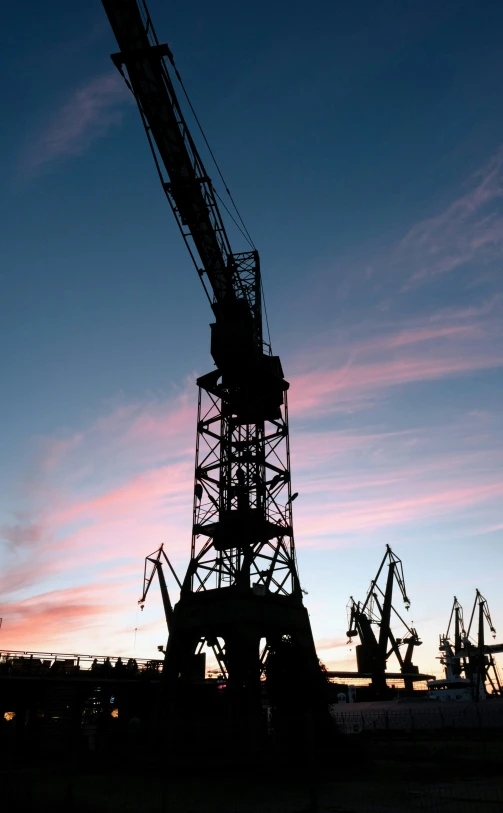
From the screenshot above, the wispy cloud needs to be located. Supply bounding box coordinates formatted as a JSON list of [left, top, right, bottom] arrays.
[[290, 354, 501, 417], [0, 583, 131, 654], [315, 637, 347, 651], [397, 147, 503, 285], [295, 480, 503, 544], [289, 305, 502, 417], [22, 72, 130, 174]]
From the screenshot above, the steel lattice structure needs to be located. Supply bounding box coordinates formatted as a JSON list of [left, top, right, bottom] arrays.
[[188, 379, 297, 597]]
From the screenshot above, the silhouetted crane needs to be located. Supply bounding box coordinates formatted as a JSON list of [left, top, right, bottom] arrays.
[[438, 592, 503, 699], [102, 0, 328, 740], [346, 545, 422, 695], [139, 545, 228, 677], [466, 590, 503, 698]]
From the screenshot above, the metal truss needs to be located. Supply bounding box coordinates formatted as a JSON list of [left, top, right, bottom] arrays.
[[182, 380, 300, 600]]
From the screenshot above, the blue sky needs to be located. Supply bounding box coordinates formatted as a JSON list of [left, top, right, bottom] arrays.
[[0, 0, 502, 677]]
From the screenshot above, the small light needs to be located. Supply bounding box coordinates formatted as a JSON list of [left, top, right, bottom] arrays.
[[4, 711, 16, 722], [111, 708, 119, 718]]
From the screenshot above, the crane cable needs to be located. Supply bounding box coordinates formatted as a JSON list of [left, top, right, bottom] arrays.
[[139, 0, 254, 247], [170, 62, 256, 252]]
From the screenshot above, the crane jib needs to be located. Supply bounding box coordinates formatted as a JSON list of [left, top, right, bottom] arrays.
[[102, 0, 289, 423], [103, 0, 233, 307]]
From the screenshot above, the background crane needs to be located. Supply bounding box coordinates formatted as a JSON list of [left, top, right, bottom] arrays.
[[438, 596, 465, 680], [438, 592, 503, 699], [138, 545, 178, 632], [465, 590, 503, 698], [346, 545, 423, 696], [139, 545, 228, 678], [102, 0, 328, 739]]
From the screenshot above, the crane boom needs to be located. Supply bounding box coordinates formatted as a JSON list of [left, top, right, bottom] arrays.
[[139, 545, 181, 631], [102, 0, 267, 363], [103, 0, 231, 303]]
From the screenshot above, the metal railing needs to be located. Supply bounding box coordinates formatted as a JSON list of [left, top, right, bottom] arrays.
[[0, 649, 162, 677]]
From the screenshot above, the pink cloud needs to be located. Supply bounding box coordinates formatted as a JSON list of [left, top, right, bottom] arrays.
[[36, 391, 195, 477], [289, 352, 502, 416], [381, 324, 479, 348], [1, 390, 197, 612], [0, 585, 112, 652], [288, 295, 502, 417], [294, 481, 503, 543], [54, 461, 190, 525], [22, 72, 130, 173]]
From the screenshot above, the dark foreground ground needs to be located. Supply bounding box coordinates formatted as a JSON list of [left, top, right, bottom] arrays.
[[2, 732, 503, 813]]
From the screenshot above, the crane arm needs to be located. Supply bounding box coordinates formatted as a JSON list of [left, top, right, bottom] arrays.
[[102, 0, 237, 312], [138, 548, 161, 606], [387, 545, 410, 609], [155, 563, 173, 631], [467, 589, 497, 642]]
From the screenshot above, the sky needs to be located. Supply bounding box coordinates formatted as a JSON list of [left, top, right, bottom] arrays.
[[0, 0, 502, 679]]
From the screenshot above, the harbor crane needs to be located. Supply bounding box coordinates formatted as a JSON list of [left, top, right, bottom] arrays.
[[139, 545, 228, 678], [466, 590, 503, 697], [438, 596, 465, 680], [102, 0, 328, 732], [346, 545, 422, 695], [439, 591, 503, 699]]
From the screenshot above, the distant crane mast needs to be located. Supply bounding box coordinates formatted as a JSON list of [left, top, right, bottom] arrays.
[[102, 0, 325, 719], [439, 596, 465, 679]]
